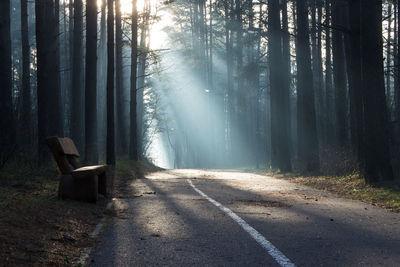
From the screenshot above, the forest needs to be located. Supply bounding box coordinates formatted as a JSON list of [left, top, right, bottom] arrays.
[[3, 0, 400, 265], [0, 0, 399, 184]]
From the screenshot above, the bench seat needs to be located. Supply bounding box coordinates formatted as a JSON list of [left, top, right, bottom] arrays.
[[72, 165, 107, 178]]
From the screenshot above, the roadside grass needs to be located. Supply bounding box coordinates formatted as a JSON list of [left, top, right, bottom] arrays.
[[0, 160, 111, 266], [115, 157, 162, 176], [0, 156, 162, 266], [269, 172, 400, 213]]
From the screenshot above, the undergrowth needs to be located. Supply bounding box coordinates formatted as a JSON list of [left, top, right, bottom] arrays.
[[275, 172, 400, 212]]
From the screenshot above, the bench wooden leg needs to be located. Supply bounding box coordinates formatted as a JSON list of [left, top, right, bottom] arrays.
[[98, 172, 107, 197], [59, 175, 74, 200], [76, 175, 98, 203], [59, 174, 98, 203]]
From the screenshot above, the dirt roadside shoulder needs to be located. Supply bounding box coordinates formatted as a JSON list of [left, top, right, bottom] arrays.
[[0, 160, 140, 266], [268, 172, 400, 213]]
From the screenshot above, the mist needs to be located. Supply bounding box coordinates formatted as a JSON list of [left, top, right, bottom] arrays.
[[1, 0, 399, 183]]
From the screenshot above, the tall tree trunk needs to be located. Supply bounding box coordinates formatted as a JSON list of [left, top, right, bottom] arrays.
[[209, 0, 213, 93], [130, 0, 139, 161], [347, 0, 363, 165], [361, 0, 393, 182], [20, 0, 32, 150], [85, 0, 98, 164], [106, 0, 115, 165], [36, 0, 61, 163], [394, 0, 399, 125], [71, 0, 83, 152], [98, 0, 107, 158], [396, 0, 400, 123], [269, 0, 291, 172], [224, 0, 233, 161], [386, 3, 392, 114], [0, 0, 15, 163], [234, 0, 244, 166], [137, 0, 150, 158], [316, 0, 325, 146], [281, 0, 292, 165], [332, 0, 347, 147], [296, 0, 320, 172], [325, 0, 334, 146], [36, 0, 48, 163], [256, 1, 263, 168], [48, 0, 62, 137], [115, 0, 127, 155]]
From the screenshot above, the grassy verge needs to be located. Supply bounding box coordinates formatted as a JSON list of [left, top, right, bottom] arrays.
[[0, 157, 162, 266], [0, 161, 114, 266], [269, 172, 400, 212]]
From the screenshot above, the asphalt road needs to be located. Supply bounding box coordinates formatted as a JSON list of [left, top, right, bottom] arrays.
[[89, 169, 400, 266]]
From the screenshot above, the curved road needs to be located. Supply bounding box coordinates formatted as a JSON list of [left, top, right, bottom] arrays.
[[89, 169, 400, 266]]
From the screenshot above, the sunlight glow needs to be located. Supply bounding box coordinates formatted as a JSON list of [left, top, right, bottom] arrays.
[[96, 0, 144, 14], [120, 0, 133, 14], [95, 0, 168, 49]]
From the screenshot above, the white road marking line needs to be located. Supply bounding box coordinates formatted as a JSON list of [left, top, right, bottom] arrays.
[[79, 200, 114, 265], [90, 201, 114, 238], [188, 179, 296, 267]]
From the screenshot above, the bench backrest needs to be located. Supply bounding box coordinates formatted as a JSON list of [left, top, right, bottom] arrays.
[[46, 136, 81, 174]]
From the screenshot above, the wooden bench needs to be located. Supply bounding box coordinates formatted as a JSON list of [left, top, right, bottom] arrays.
[[46, 136, 107, 202]]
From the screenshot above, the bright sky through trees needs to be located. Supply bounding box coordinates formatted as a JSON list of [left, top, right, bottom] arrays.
[[96, 0, 167, 49]]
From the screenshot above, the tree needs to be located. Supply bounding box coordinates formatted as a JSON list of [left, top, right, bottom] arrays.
[[296, 0, 320, 172], [35, 0, 62, 163], [360, 0, 393, 182], [396, 0, 400, 124], [269, 0, 291, 172], [325, 0, 335, 146], [52, 0, 62, 136], [281, 0, 292, 156], [115, 0, 127, 155], [137, 0, 151, 157], [346, 0, 363, 161], [20, 0, 32, 151], [332, 0, 347, 147], [71, 0, 84, 152], [224, 0, 234, 160], [85, 0, 98, 164], [0, 0, 15, 164], [106, 0, 116, 165], [130, 0, 139, 161]]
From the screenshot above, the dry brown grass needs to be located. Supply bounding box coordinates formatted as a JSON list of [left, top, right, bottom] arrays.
[[0, 161, 114, 266]]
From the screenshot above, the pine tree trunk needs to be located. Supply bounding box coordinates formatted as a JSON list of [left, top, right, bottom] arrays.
[[332, 0, 347, 147], [296, 0, 320, 172], [137, 0, 150, 158], [269, 0, 291, 172], [397, 0, 400, 124], [115, 0, 127, 155], [36, 0, 61, 163], [361, 0, 393, 182], [346, 0, 363, 166], [317, 0, 325, 146], [130, 0, 139, 161], [20, 0, 32, 150], [48, 0, 62, 137], [394, 1, 399, 126], [85, 0, 99, 164], [71, 0, 83, 152], [386, 3, 392, 115], [325, 0, 335, 146], [106, 0, 115, 165], [0, 0, 15, 164], [224, 0, 233, 160], [281, 0, 292, 159]]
